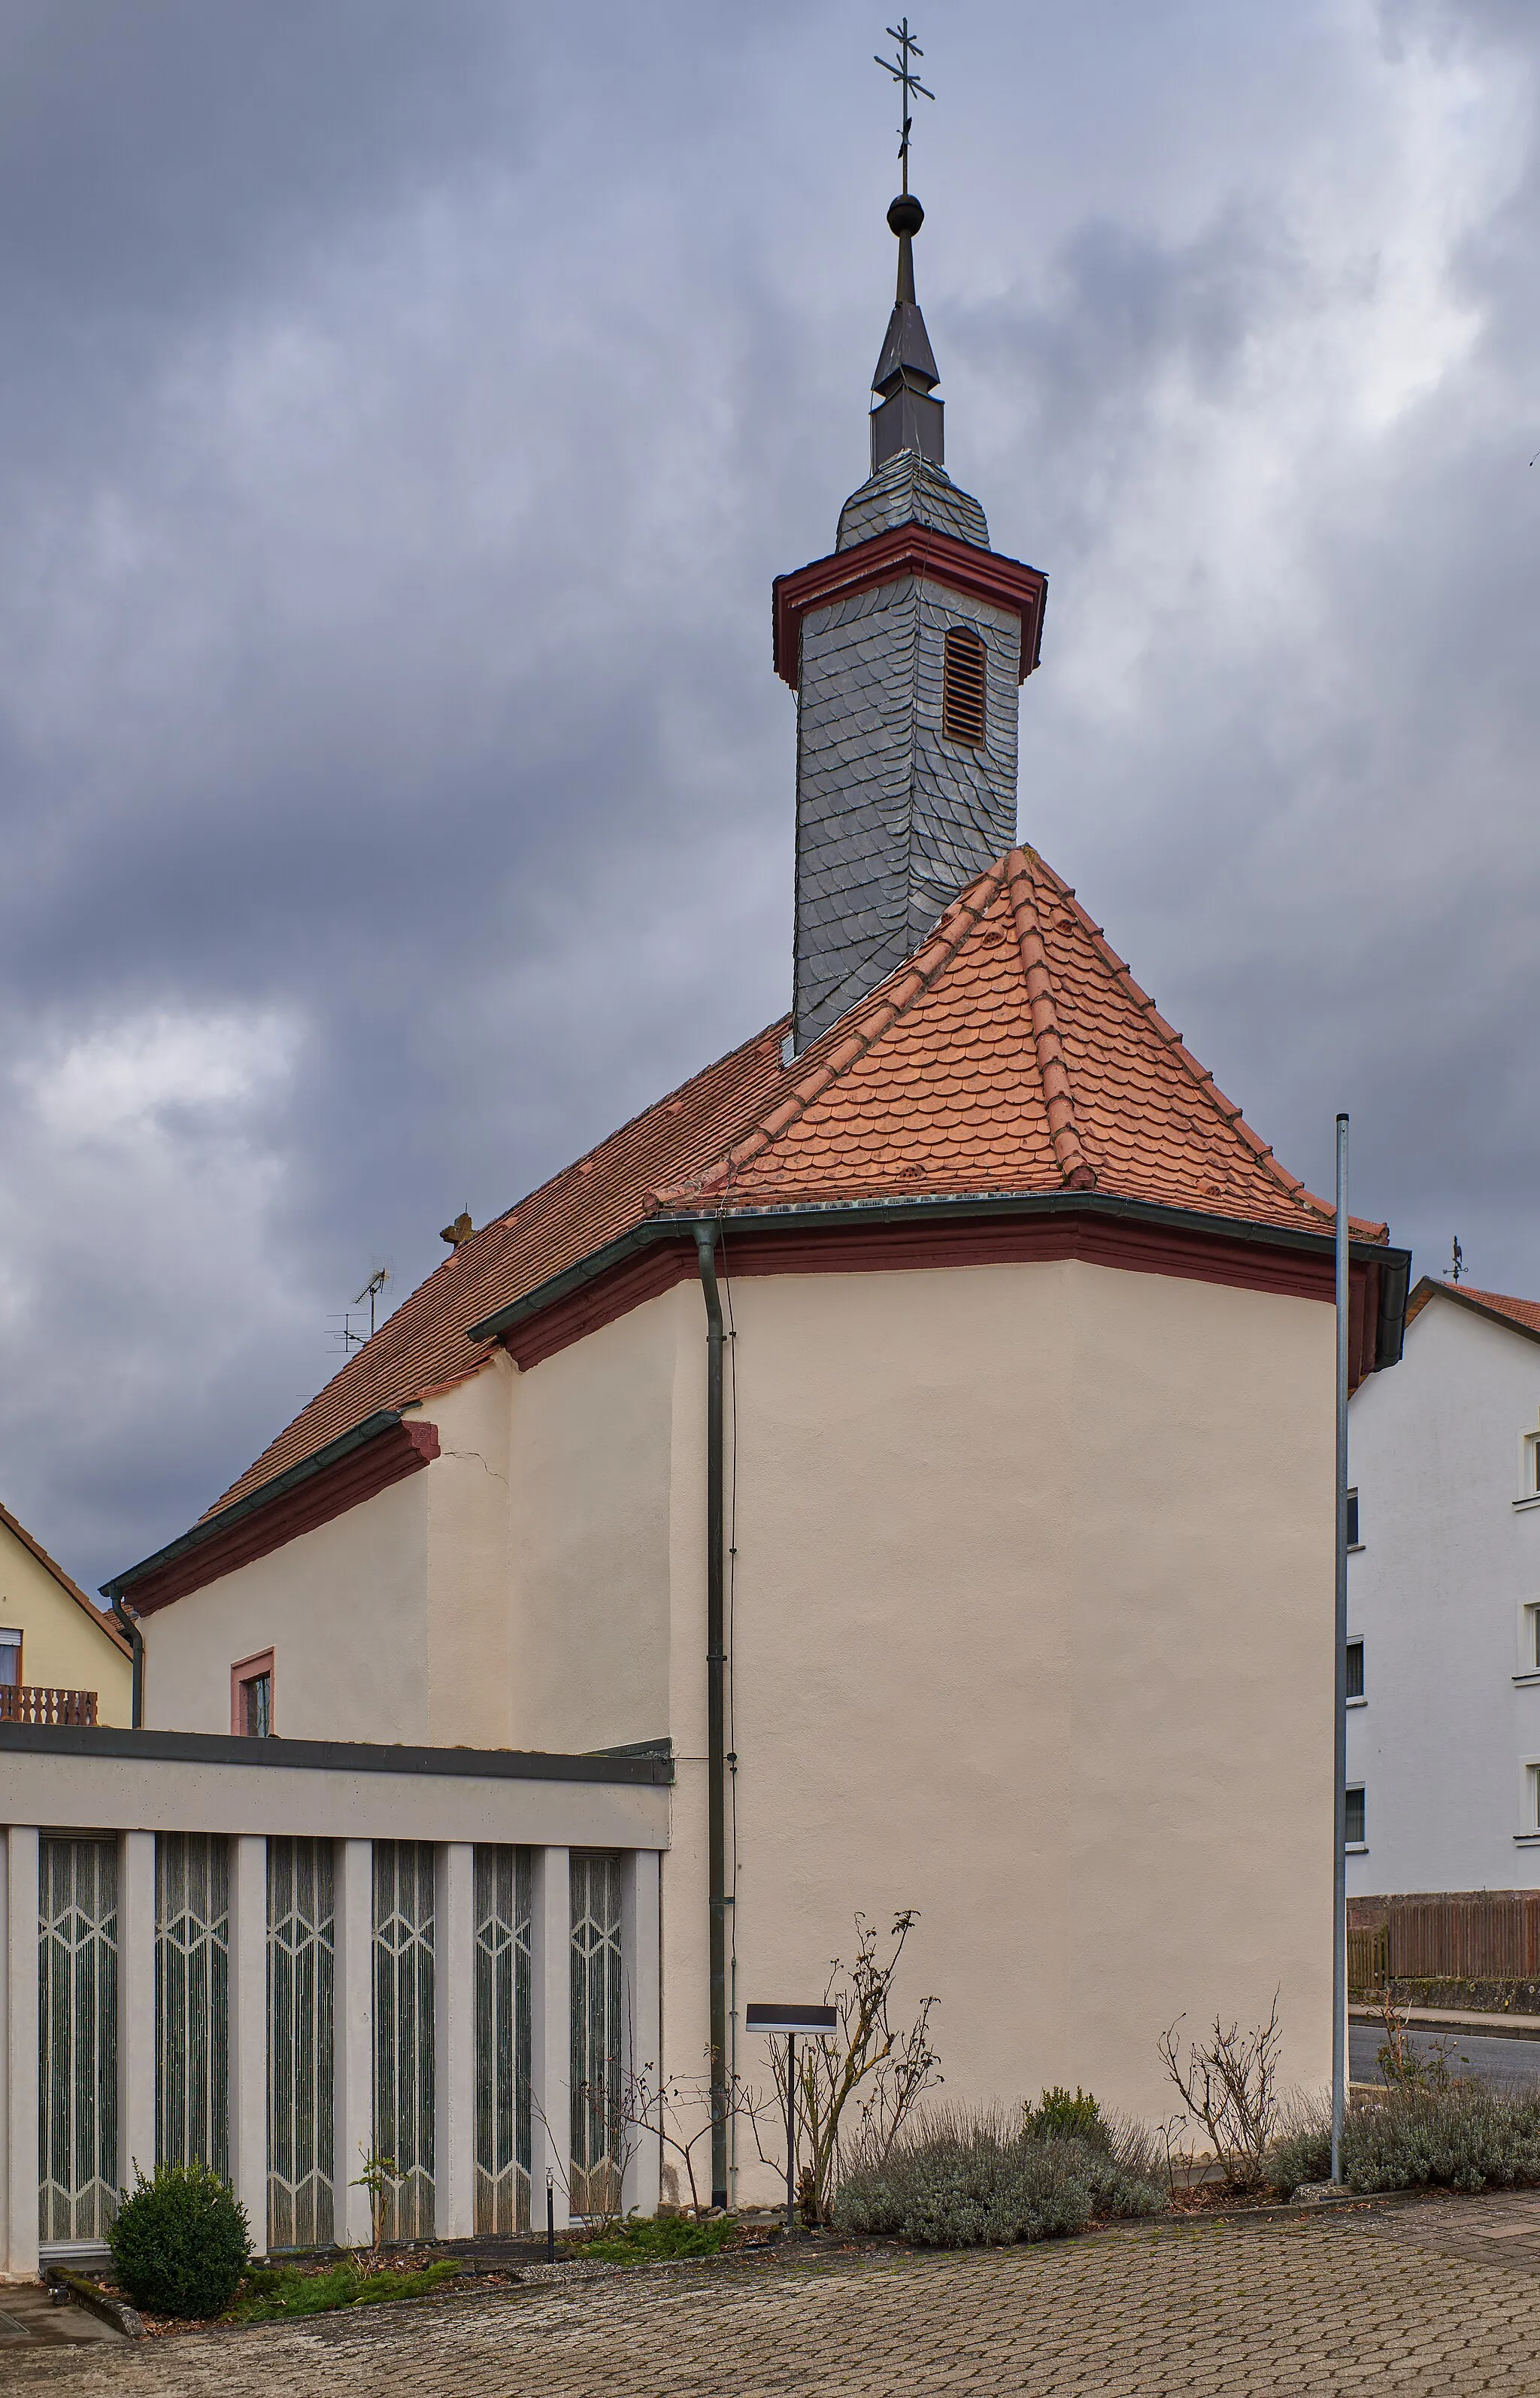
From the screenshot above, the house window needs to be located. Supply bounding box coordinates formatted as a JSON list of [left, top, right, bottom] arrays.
[[1526, 1606, 1540, 1674], [1345, 1489, 1360, 1548], [941, 625, 988, 748], [1529, 1766, 1540, 1833], [0, 1628, 19, 1686], [1345, 1639, 1365, 1702], [232, 1650, 274, 1738], [1345, 1786, 1366, 1847], [1528, 1436, 1540, 1498]]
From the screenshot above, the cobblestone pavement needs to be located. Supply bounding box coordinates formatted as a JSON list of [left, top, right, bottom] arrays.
[[17, 2196, 1540, 2396]]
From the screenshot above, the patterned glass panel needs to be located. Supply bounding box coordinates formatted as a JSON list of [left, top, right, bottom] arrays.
[[569, 1851, 624, 2219], [474, 1846, 532, 2233], [155, 1834, 230, 2178], [38, 1839, 118, 2242], [372, 1841, 435, 2242], [268, 1838, 335, 2251], [154, 1832, 229, 2177]]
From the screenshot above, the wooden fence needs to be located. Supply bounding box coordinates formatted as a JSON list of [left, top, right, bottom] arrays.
[[0, 1684, 99, 1727], [1348, 1892, 1540, 1989]]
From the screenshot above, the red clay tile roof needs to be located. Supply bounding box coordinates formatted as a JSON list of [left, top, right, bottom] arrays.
[[0, 1499, 132, 1654], [1407, 1279, 1540, 1340], [209, 845, 1375, 1515]]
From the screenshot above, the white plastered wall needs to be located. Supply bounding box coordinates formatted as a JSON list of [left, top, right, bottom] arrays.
[[1347, 1294, 1540, 1895], [141, 1459, 433, 1741], [504, 1289, 686, 1756], [658, 1253, 1335, 2179]]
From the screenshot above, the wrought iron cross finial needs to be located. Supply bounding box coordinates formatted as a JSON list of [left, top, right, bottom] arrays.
[[875, 18, 934, 195]]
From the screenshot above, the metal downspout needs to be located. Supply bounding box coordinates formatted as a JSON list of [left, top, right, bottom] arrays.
[[694, 1222, 729, 2209], [109, 1592, 144, 1729]]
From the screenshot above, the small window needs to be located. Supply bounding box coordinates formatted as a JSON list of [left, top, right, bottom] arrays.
[[1529, 1437, 1540, 1498], [1345, 1639, 1364, 1701], [1526, 1607, 1540, 1674], [941, 625, 987, 748], [231, 1648, 274, 1738], [1345, 1488, 1360, 1548], [1530, 1765, 1540, 1832], [0, 1629, 20, 1687], [1345, 1786, 1366, 1847]]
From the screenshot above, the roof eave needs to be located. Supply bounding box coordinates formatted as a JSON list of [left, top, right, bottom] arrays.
[[102, 1408, 408, 1602], [467, 1190, 1410, 1348], [1404, 1274, 1540, 1352]]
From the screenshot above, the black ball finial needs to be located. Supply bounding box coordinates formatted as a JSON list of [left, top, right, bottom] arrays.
[[887, 193, 924, 238]]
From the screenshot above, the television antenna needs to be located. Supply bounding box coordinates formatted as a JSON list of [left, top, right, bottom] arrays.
[[355, 1263, 391, 1338]]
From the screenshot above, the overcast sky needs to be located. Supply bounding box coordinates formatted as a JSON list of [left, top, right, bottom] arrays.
[[1, 0, 1536, 1592]]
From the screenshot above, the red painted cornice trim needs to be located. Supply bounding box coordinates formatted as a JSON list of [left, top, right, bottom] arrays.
[[127, 1418, 440, 1614], [502, 1210, 1385, 1383], [772, 527, 1048, 689]]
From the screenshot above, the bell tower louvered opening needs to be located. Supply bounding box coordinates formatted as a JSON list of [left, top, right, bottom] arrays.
[[941, 624, 988, 749]]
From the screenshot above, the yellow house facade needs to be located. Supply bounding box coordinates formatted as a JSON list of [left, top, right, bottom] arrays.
[[0, 1503, 132, 1729]]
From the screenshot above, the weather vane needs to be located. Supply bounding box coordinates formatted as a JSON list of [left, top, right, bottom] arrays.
[[875, 18, 934, 196], [1451, 1234, 1465, 1286]]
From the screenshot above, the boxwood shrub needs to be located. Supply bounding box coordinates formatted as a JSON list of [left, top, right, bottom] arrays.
[[108, 2162, 252, 2318]]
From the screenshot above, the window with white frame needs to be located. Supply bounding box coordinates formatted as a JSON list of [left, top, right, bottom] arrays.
[[1525, 1606, 1540, 1675], [1528, 1765, 1540, 1835], [1345, 1639, 1365, 1703], [1345, 1786, 1366, 1847], [1525, 1429, 1540, 1499], [1345, 1488, 1360, 1549], [0, 1627, 19, 1686]]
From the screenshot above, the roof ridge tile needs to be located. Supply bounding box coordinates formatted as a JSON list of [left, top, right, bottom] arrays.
[[652, 858, 1009, 1210], [1026, 849, 1343, 1228], [1003, 848, 1096, 1191]]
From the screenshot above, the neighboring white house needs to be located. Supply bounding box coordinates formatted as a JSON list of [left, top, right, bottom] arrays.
[[1347, 1276, 1540, 1900]]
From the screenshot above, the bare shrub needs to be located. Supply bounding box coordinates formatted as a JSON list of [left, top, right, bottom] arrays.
[[1159, 1992, 1283, 2191], [766, 1911, 941, 2224]]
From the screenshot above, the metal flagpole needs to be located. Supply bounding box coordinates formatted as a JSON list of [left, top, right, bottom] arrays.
[[1331, 1112, 1350, 2184]]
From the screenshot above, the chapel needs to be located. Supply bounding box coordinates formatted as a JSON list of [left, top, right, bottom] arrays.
[[109, 181, 1410, 2202]]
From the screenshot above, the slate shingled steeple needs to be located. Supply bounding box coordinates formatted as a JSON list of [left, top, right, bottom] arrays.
[[775, 191, 1049, 1052]]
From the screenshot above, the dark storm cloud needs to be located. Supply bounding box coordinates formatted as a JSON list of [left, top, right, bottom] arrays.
[[0, 0, 1536, 1589]]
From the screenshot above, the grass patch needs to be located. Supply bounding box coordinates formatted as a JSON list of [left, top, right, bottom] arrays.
[[577, 2213, 739, 2263], [229, 2257, 460, 2324]]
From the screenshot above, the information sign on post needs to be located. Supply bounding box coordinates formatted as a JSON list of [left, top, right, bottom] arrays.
[[746, 2003, 839, 2236]]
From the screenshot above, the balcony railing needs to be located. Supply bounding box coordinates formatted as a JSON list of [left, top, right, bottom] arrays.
[[0, 1685, 99, 1727]]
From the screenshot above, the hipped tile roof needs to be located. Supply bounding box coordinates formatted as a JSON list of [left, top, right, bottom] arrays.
[[210, 845, 1374, 1515]]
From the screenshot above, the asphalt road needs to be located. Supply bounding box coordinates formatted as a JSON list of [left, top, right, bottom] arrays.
[[1351, 2020, 1540, 2090]]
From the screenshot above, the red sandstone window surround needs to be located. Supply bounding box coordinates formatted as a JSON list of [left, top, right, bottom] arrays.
[[231, 1648, 274, 1738]]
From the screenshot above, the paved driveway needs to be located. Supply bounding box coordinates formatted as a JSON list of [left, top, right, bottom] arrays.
[[16, 2194, 1540, 2395], [1351, 2020, 1540, 2091]]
